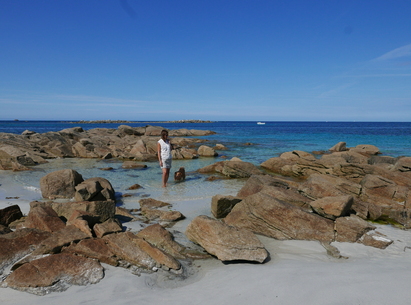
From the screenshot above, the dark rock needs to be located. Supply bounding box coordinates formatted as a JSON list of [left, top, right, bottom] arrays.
[[0, 205, 23, 226], [121, 161, 147, 169], [0, 224, 12, 235], [127, 183, 142, 190], [211, 195, 242, 218]]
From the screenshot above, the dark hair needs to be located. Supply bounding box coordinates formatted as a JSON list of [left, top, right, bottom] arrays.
[[161, 129, 169, 141]]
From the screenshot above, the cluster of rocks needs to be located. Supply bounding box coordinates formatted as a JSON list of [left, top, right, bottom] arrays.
[[0, 169, 209, 295], [0, 125, 219, 171], [1, 135, 409, 295], [160, 120, 213, 123], [71, 120, 136, 124], [197, 142, 411, 254]]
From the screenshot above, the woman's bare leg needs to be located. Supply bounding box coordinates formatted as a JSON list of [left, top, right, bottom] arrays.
[[162, 168, 170, 187]]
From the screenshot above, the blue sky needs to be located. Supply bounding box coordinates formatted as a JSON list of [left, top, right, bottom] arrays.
[[1, 0, 410, 121]]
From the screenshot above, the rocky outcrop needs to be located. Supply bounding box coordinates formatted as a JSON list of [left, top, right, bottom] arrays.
[[309, 195, 353, 220], [261, 150, 329, 178], [186, 215, 268, 263], [172, 147, 199, 159], [0, 228, 52, 275], [31, 200, 116, 223], [197, 145, 218, 157], [329, 141, 347, 152], [237, 174, 296, 198], [0, 125, 216, 170], [62, 238, 119, 266], [0, 145, 44, 171], [198, 160, 264, 178], [3, 253, 104, 295], [224, 190, 335, 242], [1, 195, 190, 294], [203, 143, 403, 252], [136, 224, 186, 259], [103, 232, 181, 272]]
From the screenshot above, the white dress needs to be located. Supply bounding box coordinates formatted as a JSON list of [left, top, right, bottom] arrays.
[[158, 139, 172, 168]]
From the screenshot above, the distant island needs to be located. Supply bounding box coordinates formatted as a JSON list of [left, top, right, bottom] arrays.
[[70, 120, 214, 124]]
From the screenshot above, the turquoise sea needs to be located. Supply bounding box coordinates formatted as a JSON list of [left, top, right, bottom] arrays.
[[1, 120, 411, 161], [1, 120, 411, 219]]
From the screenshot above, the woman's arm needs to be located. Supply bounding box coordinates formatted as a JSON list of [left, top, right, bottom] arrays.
[[157, 142, 163, 166]]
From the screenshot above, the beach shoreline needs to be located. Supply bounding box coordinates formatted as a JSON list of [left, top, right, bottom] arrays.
[[1, 206, 411, 305], [2, 170, 411, 305], [2, 122, 411, 304]]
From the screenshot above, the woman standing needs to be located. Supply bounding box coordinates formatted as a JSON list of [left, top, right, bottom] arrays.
[[157, 129, 172, 187]]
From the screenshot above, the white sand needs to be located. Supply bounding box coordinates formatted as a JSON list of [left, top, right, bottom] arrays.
[[2, 172, 411, 304]]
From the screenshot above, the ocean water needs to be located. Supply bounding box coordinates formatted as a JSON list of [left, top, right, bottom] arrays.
[[1, 120, 411, 215], [2, 120, 411, 160]]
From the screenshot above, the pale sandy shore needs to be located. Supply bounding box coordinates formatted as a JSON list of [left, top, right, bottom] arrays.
[[2, 178, 411, 305]]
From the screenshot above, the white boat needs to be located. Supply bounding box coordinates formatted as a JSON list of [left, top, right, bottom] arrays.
[[257, 122, 265, 125]]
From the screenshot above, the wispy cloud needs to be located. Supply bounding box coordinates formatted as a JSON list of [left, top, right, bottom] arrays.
[[374, 43, 411, 61], [317, 82, 356, 99], [51, 94, 157, 107], [338, 74, 411, 78], [0, 93, 163, 109]]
